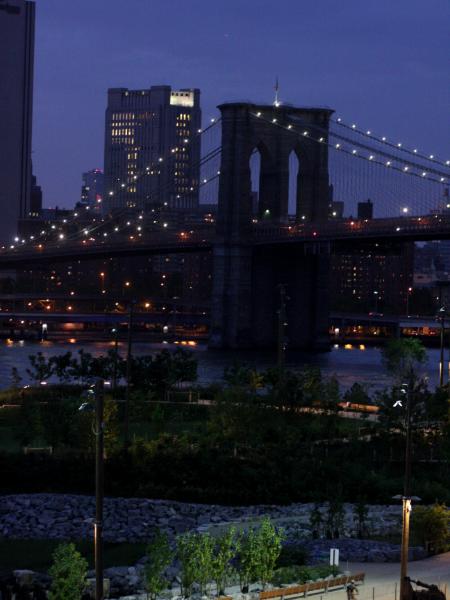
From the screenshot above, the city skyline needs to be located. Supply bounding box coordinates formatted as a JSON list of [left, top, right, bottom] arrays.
[[33, 0, 449, 208]]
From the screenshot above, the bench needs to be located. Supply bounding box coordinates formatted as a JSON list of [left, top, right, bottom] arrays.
[[259, 572, 365, 600]]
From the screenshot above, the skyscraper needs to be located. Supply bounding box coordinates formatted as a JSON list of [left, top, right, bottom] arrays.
[[80, 168, 104, 209], [0, 0, 35, 242], [103, 85, 201, 214]]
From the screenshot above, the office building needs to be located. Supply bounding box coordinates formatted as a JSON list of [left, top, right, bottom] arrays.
[[104, 85, 201, 214], [0, 0, 35, 242], [357, 199, 373, 220], [80, 168, 104, 209]]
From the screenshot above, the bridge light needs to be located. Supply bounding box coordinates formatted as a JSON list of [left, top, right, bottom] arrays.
[[51, 225, 56, 230], [397, 143, 402, 147], [303, 131, 309, 136], [210, 117, 216, 123], [319, 137, 324, 142], [256, 112, 261, 117], [197, 128, 202, 133], [337, 118, 342, 122], [366, 130, 371, 135], [272, 118, 277, 123], [109, 191, 114, 196], [351, 124, 356, 129], [386, 161, 391, 166], [402, 207, 409, 214], [429, 155, 434, 159], [441, 178, 446, 182], [382, 136, 387, 141], [301, 215, 306, 220], [396, 227, 401, 231], [335, 143, 341, 149], [352, 149, 357, 155], [158, 157, 163, 162], [287, 124, 292, 129], [446, 161, 450, 166], [14, 237, 19, 242], [163, 222, 168, 228], [59, 234, 65, 240], [421, 172, 427, 177], [369, 155, 374, 160], [403, 166, 409, 171]]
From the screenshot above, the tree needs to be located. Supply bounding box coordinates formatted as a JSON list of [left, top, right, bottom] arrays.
[[212, 527, 236, 596], [48, 543, 88, 600], [11, 366, 22, 388], [69, 349, 94, 384], [309, 503, 323, 539], [353, 500, 369, 539], [144, 530, 172, 600], [50, 352, 74, 382], [26, 352, 54, 383], [236, 527, 259, 592], [254, 517, 284, 590], [193, 532, 214, 595], [177, 532, 199, 598], [381, 338, 427, 387], [411, 504, 450, 553]]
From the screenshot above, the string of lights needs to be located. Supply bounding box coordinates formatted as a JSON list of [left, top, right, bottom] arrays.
[[253, 112, 449, 186], [333, 117, 450, 168]]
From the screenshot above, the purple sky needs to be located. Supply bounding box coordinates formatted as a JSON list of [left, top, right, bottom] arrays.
[[33, 0, 450, 208]]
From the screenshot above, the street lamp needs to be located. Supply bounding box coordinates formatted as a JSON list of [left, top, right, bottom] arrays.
[[437, 307, 446, 387], [111, 328, 119, 391], [406, 287, 412, 318], [79, 380, 105, 600], [373, 290, 379, 312], [393, 383, 421, 600]]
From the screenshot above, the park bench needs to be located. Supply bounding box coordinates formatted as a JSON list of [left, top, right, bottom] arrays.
[[259, 572, 365, 600]]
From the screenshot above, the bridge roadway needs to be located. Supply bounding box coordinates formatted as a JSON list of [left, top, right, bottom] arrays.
[[0, 311, 209, 326], [2, 215, 450, 268]]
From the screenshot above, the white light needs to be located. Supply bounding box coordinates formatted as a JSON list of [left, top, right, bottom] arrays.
[[440, 178, 446, 182], [319, 137, 324, 142], [446, 161, 450, 166], [114, 227, 119, 232], [413, 149, 418, 153], [429, 155, 434, 159], [422, 172, 427, 177], [402, 207, 409, 214], [197, 128, 202, 133], [386, 161, 392, 166], [335, 143, 340, 149], [203, 178, 208, 183], [14, 237, 19, 242], [272, 118, 277, 123], [382, 136, 387, 141], [366, 130, 371, 135], [303, 131, 308, 136], [287, 125, 292, 129], [59, 234, 65, 240], [158, 158, 163, 162], [337, 118, 342, 122], [396, 227, 401, 231], [163, 222, 168, 228], [351, 124, 356, 129], [397, 143, 402, 147], [352, 149, 357, 155], [256, 112, 261, 117], [301, 215, 306, 220], [403, 166, 409, 171], [210, 118, 216, 123], [369, 155, 374, 160], [109, 191, 114, 196]]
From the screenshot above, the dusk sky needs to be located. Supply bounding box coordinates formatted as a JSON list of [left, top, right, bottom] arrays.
[[33, 0, 450, 208]]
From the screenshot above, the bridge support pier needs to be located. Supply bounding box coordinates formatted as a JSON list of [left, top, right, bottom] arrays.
[[210, 243, 330, 351]]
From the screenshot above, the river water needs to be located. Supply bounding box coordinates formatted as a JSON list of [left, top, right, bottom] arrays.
[[0, 338, 445, 393]]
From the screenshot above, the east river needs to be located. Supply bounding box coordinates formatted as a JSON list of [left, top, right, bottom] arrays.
[[0, 338, 447, 392]]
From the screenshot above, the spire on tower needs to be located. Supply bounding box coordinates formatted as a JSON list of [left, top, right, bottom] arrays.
[[274, 77, 280, 107]]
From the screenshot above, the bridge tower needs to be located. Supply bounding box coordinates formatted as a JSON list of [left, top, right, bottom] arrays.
[[210, 102, 334, 350]]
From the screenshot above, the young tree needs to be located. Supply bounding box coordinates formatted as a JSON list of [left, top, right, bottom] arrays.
[[177, 532, 198, 598], [144, 530, 173, 600], [309, 503, 323, 539], [212, 527, 236, 596], [48, 543, 88, 600], [50, 352, 74, 383], [255, 517, 284, 590], [353, 500, 369, 539], [236, 527, 259, 592], [193, 532, 214, 595], [11, 366, 22, 388]]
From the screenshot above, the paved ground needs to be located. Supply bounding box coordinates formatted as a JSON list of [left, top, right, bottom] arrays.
[[315, 554, 450, 600]]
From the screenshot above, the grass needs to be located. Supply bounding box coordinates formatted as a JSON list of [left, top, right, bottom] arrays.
[[0, 539, 147, 571]]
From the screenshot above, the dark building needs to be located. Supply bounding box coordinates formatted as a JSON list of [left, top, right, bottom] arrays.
[[357, 199, 373, 220], [80, 168, 104, 209], [29, 173, 42, 216], [331, 244, 414, 314], [104, 85, 201, 214], [0, 0, 35, 243]]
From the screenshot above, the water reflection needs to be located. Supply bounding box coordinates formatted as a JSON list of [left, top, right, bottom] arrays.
[[0, 338, 443, 392]]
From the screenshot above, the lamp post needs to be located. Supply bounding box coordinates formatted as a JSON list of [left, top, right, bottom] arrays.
[[394, 383, 420, 600], [125, 300, 135, 446], [406, 287, 412, 318], [111, 328, 119, 391], [373, 290, 379, 313], [79, 380, 104, 600], [277, 284, 288, 371], [437, 307, 446, 387]]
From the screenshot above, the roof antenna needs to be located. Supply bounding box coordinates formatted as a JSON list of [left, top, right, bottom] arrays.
[[274, 77, 280, 107]]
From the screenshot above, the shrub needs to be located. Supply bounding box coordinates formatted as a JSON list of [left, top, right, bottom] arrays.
[[271, 565, 339, 586], [277, 544, 309, 567], [48, 543, 88, 600], [212, 527, 237, 595]]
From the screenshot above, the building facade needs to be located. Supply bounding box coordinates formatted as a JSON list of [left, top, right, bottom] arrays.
[[80, 168, 104, 209], [0, 0, 35, 243], [103, 85, 201, 214]]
